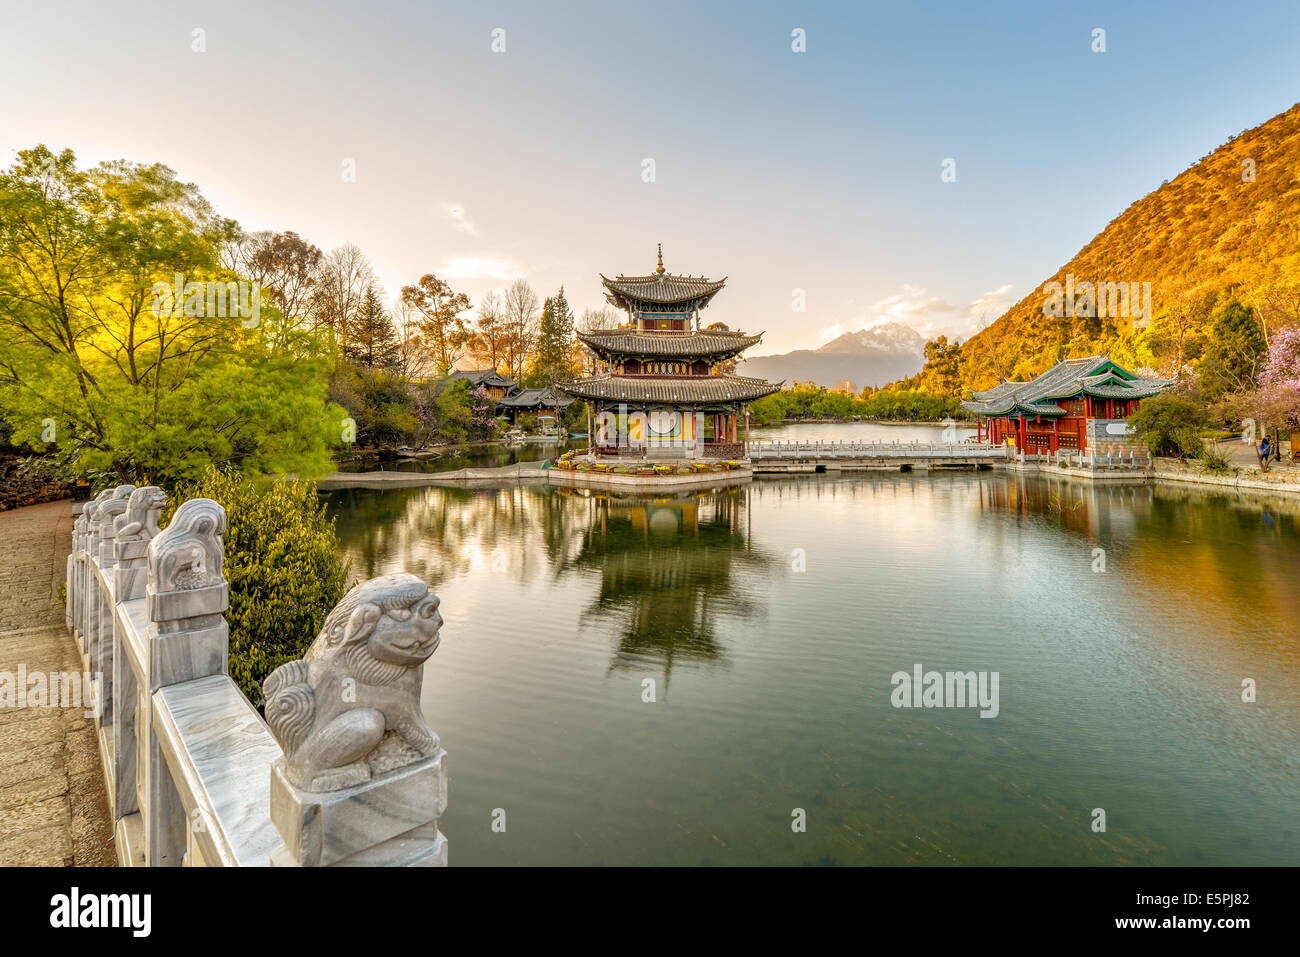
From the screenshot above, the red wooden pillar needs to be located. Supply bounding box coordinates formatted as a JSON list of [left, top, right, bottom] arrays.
[[1050, 419, 1059, 453]]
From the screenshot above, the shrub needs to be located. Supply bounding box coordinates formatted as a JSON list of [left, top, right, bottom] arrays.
[[1127, 394, 1208, 459], [1197, 448, 1235, 473], [163, 468, 350, 704]]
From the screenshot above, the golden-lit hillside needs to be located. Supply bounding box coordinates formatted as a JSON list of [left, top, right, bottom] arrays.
[[950, 102, 1300, 393]]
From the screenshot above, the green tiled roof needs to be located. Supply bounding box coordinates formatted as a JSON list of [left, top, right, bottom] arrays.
[[961, 356, 1172, 416]]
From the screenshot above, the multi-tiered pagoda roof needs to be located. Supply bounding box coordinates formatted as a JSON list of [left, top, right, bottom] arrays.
[[576, 328, 764, 360], [600, 273, 727, 312], [561, 247, 778, 409], [560, 372, 779, 404]]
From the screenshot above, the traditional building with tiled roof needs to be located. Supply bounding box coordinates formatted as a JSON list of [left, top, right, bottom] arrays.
[[560, 247, 779, 460], [445, 369, 518, 400], [961, 356, 1172, 453], [495, 385, 574, 424]]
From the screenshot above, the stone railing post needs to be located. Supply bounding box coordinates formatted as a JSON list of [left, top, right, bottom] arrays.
[[142, 497, 229, 866], [110, 487, 167, 820], [264, 573, 448, 867], [89, 485, 133, 744], [76, 491, 109, 656], [68, 502, 92, 642]]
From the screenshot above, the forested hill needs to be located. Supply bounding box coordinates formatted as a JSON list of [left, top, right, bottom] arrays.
[[932, 102, 1300, 394]]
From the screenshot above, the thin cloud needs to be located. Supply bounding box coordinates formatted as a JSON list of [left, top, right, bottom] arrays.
[[817, 284, 958, 341], [439, 255, 522, 281], [444, 203, 476, 235]]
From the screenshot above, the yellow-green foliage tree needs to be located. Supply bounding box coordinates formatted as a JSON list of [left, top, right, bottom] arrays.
[[0, 146, 342, 485], [163, 469, 350, 704]]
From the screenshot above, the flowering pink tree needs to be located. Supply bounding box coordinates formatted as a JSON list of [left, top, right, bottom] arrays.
[[1255, 326, 1300, 429], [469, 384, 498, 440]]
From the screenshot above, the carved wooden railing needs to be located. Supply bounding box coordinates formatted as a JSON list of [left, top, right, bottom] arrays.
[[66, 487, 447, 867]]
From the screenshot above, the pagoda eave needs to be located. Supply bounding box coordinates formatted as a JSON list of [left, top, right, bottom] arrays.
[[559, 374, 779, 405]]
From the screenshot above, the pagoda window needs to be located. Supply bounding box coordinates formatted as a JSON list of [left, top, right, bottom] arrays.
[[645, 361, 690, 375]]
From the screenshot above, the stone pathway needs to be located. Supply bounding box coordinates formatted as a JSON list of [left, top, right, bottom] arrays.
[[1211, 436, 1300, 474], [0, 500, 115, 865]]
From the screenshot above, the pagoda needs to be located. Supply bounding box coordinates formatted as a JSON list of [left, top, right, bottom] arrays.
[[559, 246, 778, 460]]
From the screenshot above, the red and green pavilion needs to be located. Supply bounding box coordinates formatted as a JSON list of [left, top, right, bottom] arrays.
[[961, 356, 1172, 453]]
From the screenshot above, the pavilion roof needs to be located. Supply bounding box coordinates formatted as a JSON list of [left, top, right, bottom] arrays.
[[601, 273, 727, 310], [447, 369, 517, 389], [961, 356, 1172, 417], [558, 373, 779, 405], [577, 328, 763, 358], [496, 386, 574, 409]]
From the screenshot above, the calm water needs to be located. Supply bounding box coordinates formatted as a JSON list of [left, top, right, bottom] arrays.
[[322, 444, 1299, 866], [336, 438, 585, 474]]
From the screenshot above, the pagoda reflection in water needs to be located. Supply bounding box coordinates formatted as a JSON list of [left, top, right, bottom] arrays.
[[556, 487, 771, 683]]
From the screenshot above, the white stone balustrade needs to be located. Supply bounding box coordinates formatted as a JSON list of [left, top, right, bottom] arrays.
[[66, 489, 447, 867]]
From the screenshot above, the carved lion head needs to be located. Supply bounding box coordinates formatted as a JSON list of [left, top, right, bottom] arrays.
[[320, 573, 442, 667]]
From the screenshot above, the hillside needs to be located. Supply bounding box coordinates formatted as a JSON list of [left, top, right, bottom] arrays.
[[740, 322, 924, 389], [944, 102, 1300, 394]]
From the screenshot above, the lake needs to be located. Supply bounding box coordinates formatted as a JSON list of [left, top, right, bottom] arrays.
[[321, 425, 1300, 866], [332, 420, 977, 475]]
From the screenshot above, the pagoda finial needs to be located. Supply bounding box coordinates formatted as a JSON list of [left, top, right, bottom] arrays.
[[655, 243, 665, 275]]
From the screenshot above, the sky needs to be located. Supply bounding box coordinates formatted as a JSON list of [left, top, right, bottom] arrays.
[[4, 0, 1300, 355]]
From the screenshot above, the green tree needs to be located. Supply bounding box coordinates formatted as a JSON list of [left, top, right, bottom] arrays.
[[329, 365, 419, 449], [1127, 394, 1208, 458], [530, 286, 577, 385], [0, 146, 340, 485], [163, 469, 349, 704], [1195, 299, 1267, 402], [344, 284, 401, 369], [400, 273, 471, 376], [919, 335, 963, 396]]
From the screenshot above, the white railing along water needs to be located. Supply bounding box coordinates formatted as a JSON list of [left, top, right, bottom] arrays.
[[66, 486, 447, 867]]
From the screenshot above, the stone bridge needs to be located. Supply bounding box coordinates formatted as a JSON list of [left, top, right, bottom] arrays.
[[747, 440, 1010, 473]]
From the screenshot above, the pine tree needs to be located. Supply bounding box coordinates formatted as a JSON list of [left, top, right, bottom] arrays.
[[1199, 299, 1267, 401], [345, 284, 401, 369], [530, 286, 577, 385]]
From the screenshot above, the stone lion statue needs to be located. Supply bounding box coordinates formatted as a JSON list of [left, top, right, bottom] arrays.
[[263, 573, 443, 792], [114, 486, 166, 543]]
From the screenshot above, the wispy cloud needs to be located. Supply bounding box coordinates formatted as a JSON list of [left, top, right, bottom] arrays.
[[967, 284, 1014, 332], [439, 255, 522, 281], [816, 282, 1014, 344], [444, 203, 476, 235]]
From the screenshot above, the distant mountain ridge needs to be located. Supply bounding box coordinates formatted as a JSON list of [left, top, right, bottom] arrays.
[[740, 322, 925, 389]]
